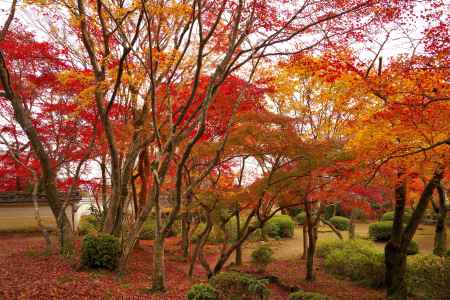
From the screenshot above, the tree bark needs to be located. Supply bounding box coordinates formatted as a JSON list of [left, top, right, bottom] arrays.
[[152, 194, 166, 292], [302, 222, 308, 259], [0, 52, 74, 254], [385, 167, 444, 300], [349, 208, 356, 239], [433, 185, 447, 256]]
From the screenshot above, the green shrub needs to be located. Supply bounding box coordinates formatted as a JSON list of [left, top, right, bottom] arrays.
[[288, 291, 335, 300], [139, 217, 179, 240], [209, 272, 270, 300], [381, 210, 412, 223], [407, 240, 419, 255], [406, 255, 450, 299], [329, 216, 350, 231], [187, 284, 218, 300], [295, 212, 306, 225], [316, 238, 373, 258], [78, 215, 101, 235], [323, 241, 385, 288], [81, 234, 120, 270], [446, 248, 450, 257], [251, 245, 273, 272], [263, 215, 294, 238], [369, 221, 393, 241]]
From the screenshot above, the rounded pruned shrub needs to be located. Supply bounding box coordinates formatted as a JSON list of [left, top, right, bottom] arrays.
[[295, 212, 306, 225], [288, 291, 335, 300], [209, 271, 270, 300], [316, 238, 373, 258], [446, 248, 450, 257], [329, 216, 350, 231], [81, 233, 120, 270], [263, 215, 295, 238], [78, 215, 101, 235], [381, 210, 412, 223], [323, 242, 385, 288], [251, 245, 273, 272], [187, 283, 218, 300], [406, 254, 450, 299], [369, 221, 393, 241], [407, 240, 419, 255]]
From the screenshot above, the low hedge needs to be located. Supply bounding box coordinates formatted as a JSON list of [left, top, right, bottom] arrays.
[[288, 291, 335, 300], [406, 255, 450, 300], [80, 233, 120, 270], [322, 240, 385, 288], [407, 240, 419, 255], [209, 271, 269, 300], [329, 216, 350, 231], [263, 215, 295, 238], [316, 238, 373, 258], [368, 221, 393, 241], [381, 210, 412, 223], [187, 283, 218, 300]]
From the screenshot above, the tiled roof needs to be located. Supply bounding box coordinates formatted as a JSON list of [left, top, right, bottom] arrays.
[[0, 191, 81, 204]]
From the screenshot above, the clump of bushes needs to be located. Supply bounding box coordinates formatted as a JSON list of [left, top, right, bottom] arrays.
[[187, 283, 218, 300], [209, 271, 270, 300], [368, 221, 393, 241], [381, 210, 412, 223], [329, 216, 350, 231], [263, 215, 295, 238], [316, 238, 373, 258], [80, 233, 120, 270], [251, 245, 273, 272], [295, 212, 306, 225], [406, 255, 450, 299], [322, 240, 385, 288], [407, 240, 419, 255], [78, 215, 102, 235], [288, 291, 335, 300]]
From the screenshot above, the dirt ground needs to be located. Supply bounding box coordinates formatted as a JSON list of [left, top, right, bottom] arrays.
[[241, 223, 446, 262]]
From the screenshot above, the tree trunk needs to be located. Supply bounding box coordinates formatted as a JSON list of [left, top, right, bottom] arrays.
[[305, 222, 317, 281], [385, 241, 408, 300], [152, 196, 166, 292], [0, 53, 74, 254], [235, 207, 242, 265], [349, 208, 356, 239], [181, 213, 190, 258], [302, 222, 308, 259], [385, 167, 444, 300], [434, 185, 447, 256]]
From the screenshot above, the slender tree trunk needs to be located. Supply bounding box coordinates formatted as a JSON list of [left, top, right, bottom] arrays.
[[434, 185, 447, 256], [181, 213, 190, 259], [152, 196, 165, 292], [305, 222, 317, 281], [302, 222, 308, 259], [235, 206, 242, 265], [31, 179, 51, 253], [385, 241, 407, 300], [349, 208, 356, 239]]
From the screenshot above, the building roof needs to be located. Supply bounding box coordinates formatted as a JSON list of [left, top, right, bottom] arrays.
[[0, 191, 81, 205]]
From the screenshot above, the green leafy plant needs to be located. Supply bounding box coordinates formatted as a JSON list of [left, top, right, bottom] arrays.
[[187, 283, 218, 300], [368, 221, 393, 241], [381, 210, 412, 223], [80, 234, 120, 270], [406, 255, 450, 300], [78, 215, 101, 235], [288, 291, 335, 300], [329, 216, 350, 231], [263, 215, 294, 238], [209, 271, 269, 300], [251, 245, 273, 272], [407, 240, 419, 255]]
